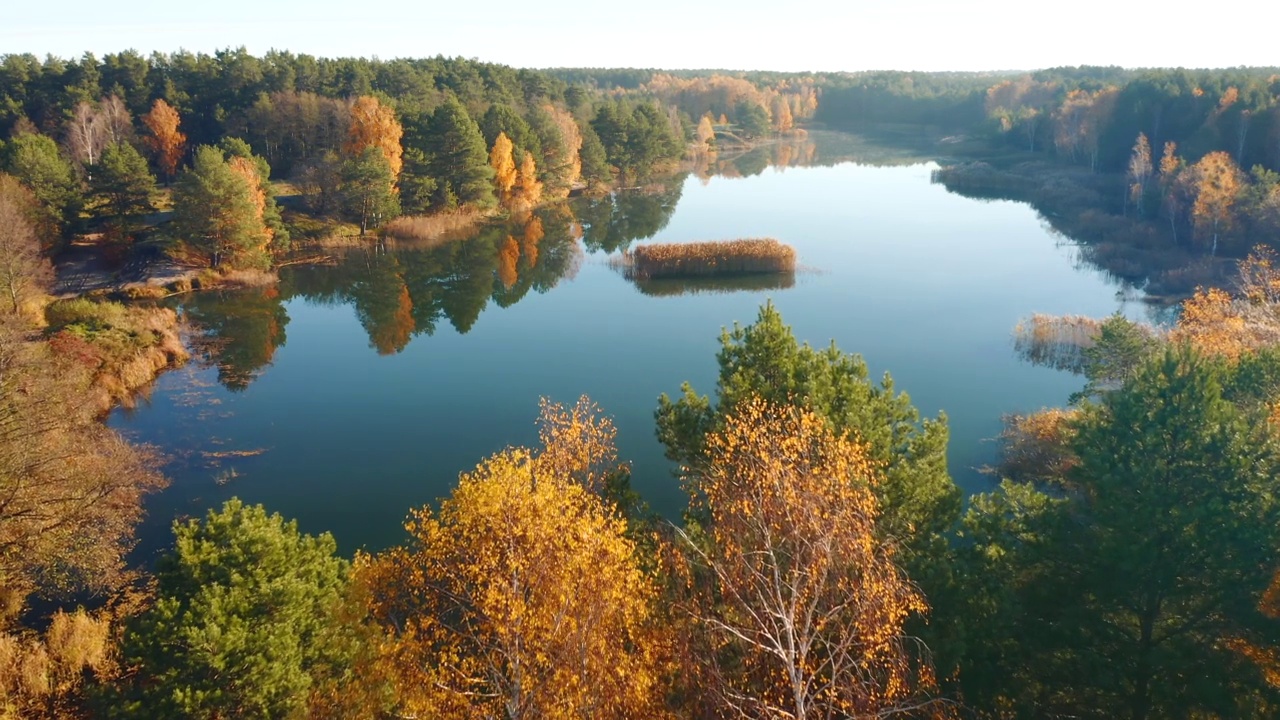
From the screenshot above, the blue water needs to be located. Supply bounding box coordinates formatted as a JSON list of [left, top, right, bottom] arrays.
[[112, 133, 1153, 555]]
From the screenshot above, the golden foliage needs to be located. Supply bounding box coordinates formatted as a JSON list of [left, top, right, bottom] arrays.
[[356, 397, 667, 718], [1052, 88, 1117, 168], [1189, 151, 1243, 251], [640, 74, 819, 128], [141, 99, 186, 180], [534, 395, 622, 495], [1160, 141, 1182, 180], [1128, 133, 1152, 213], [344, 96, 403, 178], [371, 285, 414, 356], [228, 156, 272, 252], [497, 235, 519, 288], [771, 94, 794, 133], [994, 408, 1081, 486], [695, 114, 715, 148], [510, 151, 543, 214], [1238, 245, 1280, 306], [1170, 287, 1252, 360], [626, 238, 796, 280], [678, 399, 938, 718], [0, 176, 53, 315], [0, 314, 171, 599], [1225, 569, 1280, 690], [1218, 86, 1240, 111], [488, 132, 517, 205], [0, 609, 115, 718], [519, 215, 543, 269]]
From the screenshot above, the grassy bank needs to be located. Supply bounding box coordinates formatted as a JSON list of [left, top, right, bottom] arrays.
[[43, 298, 189, 412], [619, 238, 797, 280]]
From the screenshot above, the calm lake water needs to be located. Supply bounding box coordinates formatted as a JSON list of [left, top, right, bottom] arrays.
[[112, 132, 1155, 556]]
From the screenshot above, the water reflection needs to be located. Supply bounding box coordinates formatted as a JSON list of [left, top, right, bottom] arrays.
[[693, 130, 930, 184], [188, 131, 941, 392], [281, 211, 584, 352], [631, 272, 796, 298], [577, 183, 684, 253], [185, 288, 290, 391]]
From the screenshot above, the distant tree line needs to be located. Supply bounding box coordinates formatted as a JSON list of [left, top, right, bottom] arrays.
[[0, 50, 708, 273]]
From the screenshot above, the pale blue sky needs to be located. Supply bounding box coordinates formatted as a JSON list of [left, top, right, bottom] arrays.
[[4, 0, 1276, 71]]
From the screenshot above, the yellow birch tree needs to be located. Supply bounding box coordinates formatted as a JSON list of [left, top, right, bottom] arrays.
[[677, 398, 941, 719], [1190, 150, 1243, 255], [356, 397, 670, 719]]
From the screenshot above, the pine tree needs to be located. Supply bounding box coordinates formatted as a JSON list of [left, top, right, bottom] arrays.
[[89, 142, 156, 241], [110, 500, 359, 719], [172, 146, 271, 269], [341, 146, 400, 236], [2, 131, 82, 241], [425, 96, 494, 209]]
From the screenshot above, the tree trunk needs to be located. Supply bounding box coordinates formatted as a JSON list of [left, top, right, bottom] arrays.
[[1130, 594, 1160, 720]]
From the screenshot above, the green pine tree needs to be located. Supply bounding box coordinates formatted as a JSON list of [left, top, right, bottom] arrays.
[[425, 95, 495, 209], [89, 141, 155, 241], [171, 146, 269, 269], [341, 146, 400, 236], [107, 499, 364, 719], [2, 130, 82, 242]]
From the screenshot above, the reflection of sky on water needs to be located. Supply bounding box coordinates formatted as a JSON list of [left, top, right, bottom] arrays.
[[113, 133, 1145, 557]]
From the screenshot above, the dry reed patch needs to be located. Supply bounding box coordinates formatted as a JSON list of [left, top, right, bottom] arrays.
[[217, 268, 279, 288], [385, 208, 491, 245], [1013, 314, 1104, 373], [622, 238, 796, 279]]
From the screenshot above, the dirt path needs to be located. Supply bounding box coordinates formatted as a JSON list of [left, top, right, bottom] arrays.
[[53, 240, 202, 298]]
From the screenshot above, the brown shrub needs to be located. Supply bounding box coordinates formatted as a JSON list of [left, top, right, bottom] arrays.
[[385, 208, 490, 245]]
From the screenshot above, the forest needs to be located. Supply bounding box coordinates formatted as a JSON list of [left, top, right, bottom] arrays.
[[2, 49, 1280, 718]]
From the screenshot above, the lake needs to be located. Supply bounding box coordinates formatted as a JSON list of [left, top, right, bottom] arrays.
[[112, 132, 1155, 556]]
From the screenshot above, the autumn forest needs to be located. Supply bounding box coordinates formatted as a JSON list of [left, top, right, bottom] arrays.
[[2, 48, 1280, 719]]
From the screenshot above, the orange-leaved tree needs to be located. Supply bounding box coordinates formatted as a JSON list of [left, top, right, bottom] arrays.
[[344, 95, 403, 178], [227, 156, 272, 257], [1190, 150, 1243, 255], [141, 99, 187, 181], [1169, 287, 1249, 360], [676, 398, 943, 719], [489, 131, 517, 206], [356, 397, 670, 719], [510, 151, 542, 214]]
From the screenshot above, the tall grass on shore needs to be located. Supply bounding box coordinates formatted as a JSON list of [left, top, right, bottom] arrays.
[[384, 209, 490, 246], [618, 238, 796, 280], [43, 298, 188, 411]]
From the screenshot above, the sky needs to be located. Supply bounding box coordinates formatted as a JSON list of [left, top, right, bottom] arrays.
[[4, 0, 1277, 72]]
